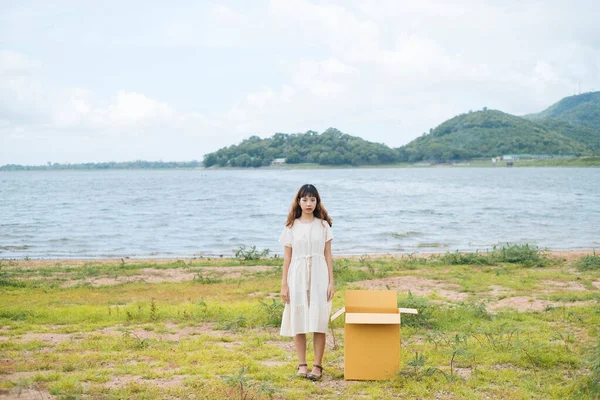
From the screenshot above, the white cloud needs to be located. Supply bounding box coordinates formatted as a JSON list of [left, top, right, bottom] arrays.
[[0, 50, 41, 76], [2, 1, 600, 164], [0, 51, 48, 122]]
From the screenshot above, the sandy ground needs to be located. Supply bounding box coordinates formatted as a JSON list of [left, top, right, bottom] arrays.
[[1, 250, 596, 269]]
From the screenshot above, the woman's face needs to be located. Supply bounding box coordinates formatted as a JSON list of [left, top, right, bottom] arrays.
[[298, 195, 317, 215]]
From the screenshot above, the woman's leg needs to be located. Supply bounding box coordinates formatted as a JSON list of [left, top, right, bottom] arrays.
[[294, 334, 308, 374], [312, 332, 326, 375]]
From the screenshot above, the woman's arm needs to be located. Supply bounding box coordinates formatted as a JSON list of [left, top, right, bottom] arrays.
[[325, 240, 334, 301], [281, 246, 292, 303]]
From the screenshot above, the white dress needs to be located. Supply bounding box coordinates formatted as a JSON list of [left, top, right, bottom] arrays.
[[279, 218, 334, 337]]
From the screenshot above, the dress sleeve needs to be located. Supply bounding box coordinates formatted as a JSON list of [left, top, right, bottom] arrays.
[[279, 226, 293, 247], [324, 221, 334, 242]]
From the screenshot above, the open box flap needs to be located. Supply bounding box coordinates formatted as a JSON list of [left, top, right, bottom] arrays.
[[346, 312, 400, 324], [331, 306, 418, 322]]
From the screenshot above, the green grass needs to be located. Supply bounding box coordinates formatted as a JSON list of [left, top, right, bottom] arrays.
[[515, 156, 600, 167], [576, 252, 600, 271], [0, 250, 599, 399]]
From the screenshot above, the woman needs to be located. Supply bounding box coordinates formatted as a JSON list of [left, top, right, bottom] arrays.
[[279, 184, 334, 380]]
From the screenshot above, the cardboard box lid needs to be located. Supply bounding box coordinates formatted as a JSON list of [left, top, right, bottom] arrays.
[[345, 290, 398, 314]]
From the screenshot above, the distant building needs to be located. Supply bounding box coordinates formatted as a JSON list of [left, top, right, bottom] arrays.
[[271, 158, 286, 165], [502, 154, 575, 161]]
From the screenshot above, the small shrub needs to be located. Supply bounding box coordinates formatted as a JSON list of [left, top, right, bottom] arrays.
[[491, 244, 548, 267], [398, 292, 433, 328], [0, 265, 25, 288], [575, 252, 600, 271], [455, 300, 492, 321], [235, 246, 270, 261], [150, 298, 158, 321], [471, 323, 519, 351], [258, 298, 284, 327], [441, 244, 549, 267], [217, 316, 247, 332], [441, 250, 492, 265], [193, 271, 221, 284], [62, 364, 76, 372], [333, 258, 371, 285], [222, 366, 280, 400], [122, 330, 150, 349], [398, 352, 441, 381]]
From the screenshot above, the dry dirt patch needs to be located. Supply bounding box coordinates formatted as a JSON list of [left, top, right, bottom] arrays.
[[95, 323, 232, 341], [260, 360, 288, 367], [488, 296, 592, 312], [216, 341, 243, 349], [353, 276, 468, 301], [0, 388, 56, 400], [103, 374, 188, 390], [548, 251, 599, 264], [0, 371, 47, 383], [60, 265, 278, 286], [538, 280, 587, 292], [8, 323, 232, 346], [11, 333, 76, 345], [488, 285, 511, 297]]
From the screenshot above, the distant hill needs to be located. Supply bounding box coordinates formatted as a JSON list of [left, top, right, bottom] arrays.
[[525, 91, 600, 130], [202, 128, 398, 167], [0, 160, 202, 171], [397, 109, 590, 162], [205, 92, 600, 167]]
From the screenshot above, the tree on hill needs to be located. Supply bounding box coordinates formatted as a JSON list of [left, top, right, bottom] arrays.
[[202, 128, 399, 167], [536, 119, 600, 153]]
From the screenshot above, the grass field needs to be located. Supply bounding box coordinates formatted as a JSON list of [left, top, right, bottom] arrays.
[[1, 247, 599, 399]]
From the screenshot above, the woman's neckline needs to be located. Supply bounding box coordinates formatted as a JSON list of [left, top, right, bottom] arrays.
[[296, 218, 316, 225]]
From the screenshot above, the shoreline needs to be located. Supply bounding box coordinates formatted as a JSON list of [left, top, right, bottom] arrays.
[[3, 156, 600, 172], [2, 249, 596, 268]]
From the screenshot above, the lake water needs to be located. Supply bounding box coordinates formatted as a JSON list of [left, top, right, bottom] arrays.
[[0, 168, 599, 258]]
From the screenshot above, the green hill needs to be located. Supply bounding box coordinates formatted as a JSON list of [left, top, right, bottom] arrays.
[[397, 110, 590, 162], [202, 128, 399, 167], [525, 91, 600, 130], [535, 119, 600, 152]]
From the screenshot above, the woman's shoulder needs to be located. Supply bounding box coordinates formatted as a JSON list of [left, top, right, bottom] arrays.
[[317, 218, 331, 228], [285, 220, 297, 229]]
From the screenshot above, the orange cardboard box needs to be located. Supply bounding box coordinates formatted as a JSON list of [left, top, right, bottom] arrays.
[[331, 290, 418, 380]]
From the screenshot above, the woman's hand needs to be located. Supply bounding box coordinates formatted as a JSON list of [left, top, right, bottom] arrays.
[[281, 284, 290, 304], [327, 282, 335, 302]]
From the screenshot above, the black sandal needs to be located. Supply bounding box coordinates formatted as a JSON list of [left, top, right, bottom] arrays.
[[296, 363, 308, 378], [307, 364, 323, 380]]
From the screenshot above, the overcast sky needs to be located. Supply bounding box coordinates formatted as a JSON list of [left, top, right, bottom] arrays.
[[1, 0, 599, 165]]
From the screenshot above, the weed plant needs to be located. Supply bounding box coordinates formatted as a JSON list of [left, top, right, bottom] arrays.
[[575, 251, 600, 270], [235, 246, 270, 261], [397, 292, 434, 328], [441, 244, 549, 267], [258, 299, 284, 327]]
